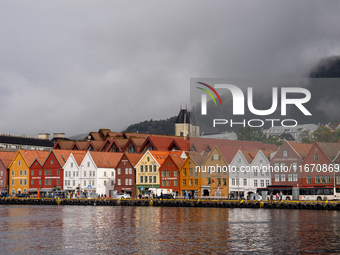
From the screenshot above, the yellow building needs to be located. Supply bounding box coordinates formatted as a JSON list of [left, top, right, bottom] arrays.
[[135, 150, 169, 196], [9, 150, 49, 196], [179, 153, 207, 197], [200, 146, 229, 197]]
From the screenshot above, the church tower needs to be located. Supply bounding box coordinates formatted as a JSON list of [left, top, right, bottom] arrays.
[[174, 107, 200, 138]]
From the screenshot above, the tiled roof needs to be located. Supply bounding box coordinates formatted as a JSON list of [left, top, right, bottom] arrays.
[[0, 135, 54, 147], [71, 151, 87, 166], [218, 146, 244, 164], [122, 137, 146, 152], [19, 150, 50, 166], [149, 151, 170, 166], [288, 142, 313, 160], [241, 150, 259, 164], [125, 153, 144, 167], [114, 138, 129, 150], [89, 132, 102, 141], [52, 150, 73, 167], [74, 141, 89, 150], [0, 151, 17, 168], [140, 136, 175, 151], [123, 132, 151, 139], [169, 154, 185, 168], [89, 152, 123, 168], [169, 138, 190, 151], [317, 142, 340, 161], [190, 152, 209, 166], [87, 141, 105, 151], [54, 140, 74, 150]]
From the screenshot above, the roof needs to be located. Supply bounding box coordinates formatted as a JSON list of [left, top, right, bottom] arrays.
[[140, 136, 176, 152], [53, 140, 74, 150], [317, 142, 340, 161], [18, 150, 50, 166], [149, 151, 170, 166], [278, 133, 295, 141], [89, 152, 123, 168], [114, 138, 128, 150], [288, 141, 313, 160], [70, 151, 87, 166], [169, 154, 185, 168], [0, 151, 17, 168], [86, 141, 105, 151], [174, 109, 197, 125], [169, 138, 190, 151], [241, 150, 259, 164], [0, 135, 54, 147], [189, 152, 209, 166], [71, 141, 89, 150], [51, 150, 73, 167], [123, 132, 151, 139], [124, 153, 144, 167]]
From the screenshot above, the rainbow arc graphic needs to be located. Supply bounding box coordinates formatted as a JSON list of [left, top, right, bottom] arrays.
[[196, 82, 222, 115]]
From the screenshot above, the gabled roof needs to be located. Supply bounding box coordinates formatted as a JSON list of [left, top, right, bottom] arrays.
[[89, 132, 103, 141], [113, 138, 128, 150], [149, 150, 170, 166], [317, 142, 340, 161], [13, 150, 50, 167], [168, 138, 190, 151], [53, 140, 74, 150], [89, 151, 123, 168], [0, 151, 17, 168], [70, 151, 87, 166], [86, 141, 106, 151], [189, 152, 209, 166], [124, 153, 144, 167], [50, 150, 73, 167], [98, 129, 112, 139], [287, 141, 313, 160], [139, 136, 175, 152], [241, 150, 259, 164], [169, 154, 185, 169], [123, 132, 151, 139], [122, 137, 146, 152], [71, 141, 89, 150]]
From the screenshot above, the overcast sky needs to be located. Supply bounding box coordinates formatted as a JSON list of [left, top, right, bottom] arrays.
[[0, 0, 340, 137]]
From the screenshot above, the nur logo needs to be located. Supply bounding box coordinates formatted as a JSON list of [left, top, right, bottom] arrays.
[[196, 82, 222, 115]]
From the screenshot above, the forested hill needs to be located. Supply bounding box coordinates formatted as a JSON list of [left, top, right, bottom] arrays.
[[124, 116, 177, 135], [310, 56, 340, 77]]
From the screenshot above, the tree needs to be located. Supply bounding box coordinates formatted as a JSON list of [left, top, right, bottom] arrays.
[[266, 136, 284, 147], [237, 127, 267, 142]]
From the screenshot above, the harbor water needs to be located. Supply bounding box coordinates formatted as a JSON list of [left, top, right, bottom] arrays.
[[1, 205, 340, 254]]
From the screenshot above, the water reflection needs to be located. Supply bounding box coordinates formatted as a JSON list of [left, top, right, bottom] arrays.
[[1, 205, 340, 254]]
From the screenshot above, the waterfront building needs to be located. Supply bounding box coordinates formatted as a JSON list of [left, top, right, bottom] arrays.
[[200, 146, 229, 197], [301, 142, 340, 189], [270, 141, 312, 188], [28, 150, 72, 194], [8, 150, 49, 195], [0, 134, 54, 151], [135, 150, 169, 196], [0, 151, 16, 194], [179, 152, 207, 197], [63, 151, 87, 194], [159, 153, 185, 197], [115, 153, 143, 197], [84, 151, 123, 197]]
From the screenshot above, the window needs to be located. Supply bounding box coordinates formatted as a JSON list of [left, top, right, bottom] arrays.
[[315, 176, 320, 184], [118, 179, 121, 185], [12, 170, 14, 176], [217, 178, 221, 186], [153, 176, 156, 183], [140, 176, 143, 183], [51, 160, 54, 165], [125, 168, 128, 174], [39, 170, 42, 176], [104, 181, 107, 186], [266, 180, 269, 187], [243, 179, 247, 186], [45, 170, 48, 176], [129, 179, 132, 185], [275, 174, 280, 182], [18, 161, 21, 166], [260, 180, 264, 187], [84, 181, 86, 186], [149, 176, 152, 183], [39, 180, 42, 185], [223, 178, 226, 186], [73, 180, 75, 186], [195, 168, 199, 175], [68, 180, 70, 186], [337, 176, 340, 185], [65, 180, 67, 186], [306, 176, 311, 184], [31, 180, 34, 185], [92, 180, 95, 186], [174, 171, 178, 177], [326, 175, 331, 183], [49, 169, 51, 175], [182, 179, 186, 186], [140, 166, 143, 172], [48, 179, 51, 185], [292, 163, 297, 171], [31, 170, 34, 176], [84, 171, 86, 177], [293, 174, 298, 182], [232, 179, 235, 186], [129, 168, 132, 174], [20, 170, 22, 176], [118, 168, 121, 174], [217, 166, 221, 173], [153, 165, 157, 172], [110, 180, 114, 186], [149, 165, 152, 172], [45, 179, 48, 185], [93, 171, 95, 176], [162, 180, 166, 186], [207, 178, 211, 185], [183, 168, 186, 176], [57, 169, 60, 176], [71, 162, 73, 168], [125, 179, 128, 185], [104, 171, 106, 177], [283, 150, 288, 157], [281, 174, 286, 182], [254, 169, 257, 177], [147, 156, 150, 162], [314, 154, 319, 161], [87, 162, 90, 167], [189, 168, 193, 176], [288, 174, 293, 182], [144, 176, 148, 183], [162, 171, 165, 177], [254, 180, 258, 187], [166, 171, 170, 177], [189, 180, 192, 186], [12, 179, 14, 186], [321, 176, 325, 184], [167, 180, 170, 186], [174, 180, 178, 186]]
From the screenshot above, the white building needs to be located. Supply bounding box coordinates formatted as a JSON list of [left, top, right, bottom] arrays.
[[264, 124, 318, 142], [63, 151, 87, 194], [229, 150, 273, 198]]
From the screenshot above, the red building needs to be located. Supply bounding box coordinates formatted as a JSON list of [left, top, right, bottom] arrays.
[[301, 142, 340, 188], [159, 152, 185, 196], [115, 153, 143, 197], [29, 150, 72, 193], [270, 141, 312, 187], [0, 152, 16, 194]]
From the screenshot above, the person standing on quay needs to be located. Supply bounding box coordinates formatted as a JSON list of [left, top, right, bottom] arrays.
[[280, 191, 283, 201], [276, 193, 279, 200]]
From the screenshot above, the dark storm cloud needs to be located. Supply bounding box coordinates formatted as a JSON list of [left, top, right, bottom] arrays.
[[0, 0, 339, 136]]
